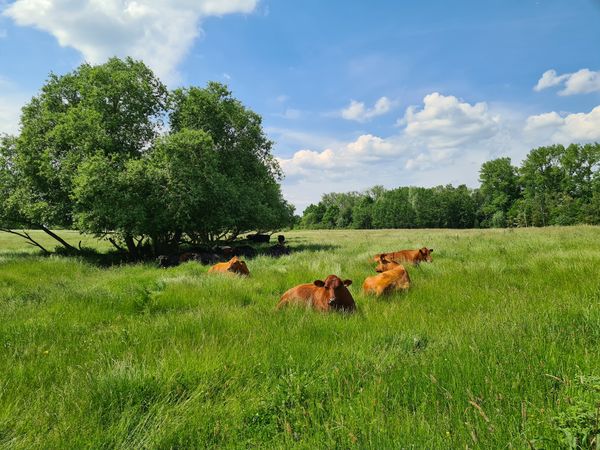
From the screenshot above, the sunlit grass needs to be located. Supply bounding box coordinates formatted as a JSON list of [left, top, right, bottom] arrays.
[[1, 227, 600, 448]]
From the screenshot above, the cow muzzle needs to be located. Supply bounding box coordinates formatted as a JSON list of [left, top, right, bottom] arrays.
[[328, 297, 336, 306]]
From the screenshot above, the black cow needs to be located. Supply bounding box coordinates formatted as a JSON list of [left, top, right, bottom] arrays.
[[157, 254, 179, 268], [247, 233, 270, 243]]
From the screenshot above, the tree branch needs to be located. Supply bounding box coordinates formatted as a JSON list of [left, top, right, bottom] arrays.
[[108, 237, 125, 252], [39, 225, 78, 252], [0, 228, 50, 254]]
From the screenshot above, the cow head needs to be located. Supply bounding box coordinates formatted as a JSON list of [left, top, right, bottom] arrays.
[[419, 247, 433, 262], [226, 256, 250, 275], [314, 275, 355, 311], [375, 257, 401, 273]]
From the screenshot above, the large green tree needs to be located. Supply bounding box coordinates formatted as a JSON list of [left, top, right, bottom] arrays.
[[1, 59, 293, 256], [169, 82, 293, 239], [478, 157, 520, 227], [4, 57, 168, 250]]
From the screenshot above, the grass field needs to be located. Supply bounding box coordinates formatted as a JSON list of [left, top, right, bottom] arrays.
[[1, 227, 600, 448]]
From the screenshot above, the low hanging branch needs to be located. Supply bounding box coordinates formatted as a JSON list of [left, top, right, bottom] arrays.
[[0, 228, 49, 254], [107, 237, 126, 252], [38, 225, 78, 252]]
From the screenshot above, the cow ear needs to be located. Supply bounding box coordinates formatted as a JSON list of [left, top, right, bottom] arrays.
[[313, 280, 325, 287], [343, 279, 352, 286], [429, 248, 433, 252]]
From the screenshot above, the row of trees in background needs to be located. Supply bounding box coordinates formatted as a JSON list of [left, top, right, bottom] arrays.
[[0, 58, 294, 258], [299, 143, 600, 229]]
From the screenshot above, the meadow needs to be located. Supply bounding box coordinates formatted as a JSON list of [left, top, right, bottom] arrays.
[[1, 227, 600, 448]]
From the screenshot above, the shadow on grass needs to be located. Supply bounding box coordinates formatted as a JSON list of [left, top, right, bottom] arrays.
[[0, 247, 136, 268], [1, 241, 341, 268]]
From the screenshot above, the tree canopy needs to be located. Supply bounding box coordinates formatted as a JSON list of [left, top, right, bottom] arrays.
[[0, 58, 293, 257]]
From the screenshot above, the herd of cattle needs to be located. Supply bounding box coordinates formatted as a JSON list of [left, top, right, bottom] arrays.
[[158, 235, 433, 313], [157, 234, 290, 268], [277, 247, 433, 312]]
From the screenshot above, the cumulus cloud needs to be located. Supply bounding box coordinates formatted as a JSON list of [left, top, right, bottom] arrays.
[[3, 0, 259, 82], [525, 106, 600, 143], [402, 92, 500, 148], [278, 134, 398, 179], [340, 96, 394, 122], [533, 69, 569, 92], [277, 93, 531, 210], [281, 93, 504, 182], [534, 68, 600, 95]]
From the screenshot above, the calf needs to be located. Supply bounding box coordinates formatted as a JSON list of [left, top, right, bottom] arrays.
[[208, 256, 250, 276], [374, 247, 433, 265], [277, 275, 356, 312], [363, 264, 411, 296]]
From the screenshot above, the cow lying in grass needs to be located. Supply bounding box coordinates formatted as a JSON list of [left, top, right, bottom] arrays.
[[375, 257, 402, 273], [374, 247, 433, 265], [179, 252, 222, 265], [208, 256, 250, 276], [277, 275, 356, 312], [363, 259, 411, 296]]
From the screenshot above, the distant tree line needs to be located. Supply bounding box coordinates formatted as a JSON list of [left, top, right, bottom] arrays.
[[299, 143, 600, 229], [0, 58, 294, 257]]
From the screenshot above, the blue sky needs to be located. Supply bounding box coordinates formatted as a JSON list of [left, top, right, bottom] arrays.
[[1, 0, 600, 211]]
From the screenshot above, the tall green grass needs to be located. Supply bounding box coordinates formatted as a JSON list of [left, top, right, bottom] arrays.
[[1, 227, 600, 448]]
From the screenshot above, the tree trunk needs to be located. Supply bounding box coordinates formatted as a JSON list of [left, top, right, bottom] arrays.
[[124, 235, 138, 259], [171, 230, 182, 249]]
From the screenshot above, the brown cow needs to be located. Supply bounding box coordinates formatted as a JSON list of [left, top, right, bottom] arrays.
[[208, 256, 250, 276], [375, 257, 402, 273], [363, 264, 411, 296], [276, 275, 356, 312], [374, 247, 433, 265]]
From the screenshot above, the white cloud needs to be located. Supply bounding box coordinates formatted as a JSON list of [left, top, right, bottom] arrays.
[[277, 93, 531, 211], [3, 0, 259, 82], [523, 111, 564, 134], [278, 134, 397, 178], [280, 93, 505, 182], [534, 68, 600, 95], [533, 69, 569, 92], [402, 92, 500, 148], [340, 96, 394, 122], [525, 106, 600, 143], [405, 148, 456, 171]]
